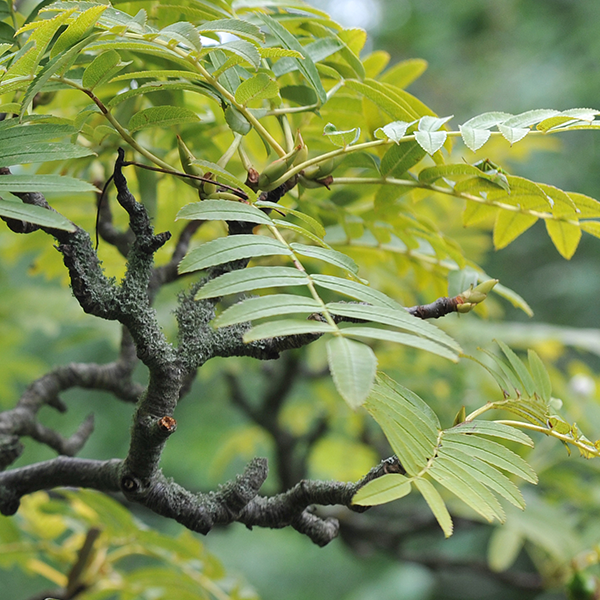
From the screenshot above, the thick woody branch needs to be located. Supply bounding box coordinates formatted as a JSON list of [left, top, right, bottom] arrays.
[[407, 296, 461, 319]]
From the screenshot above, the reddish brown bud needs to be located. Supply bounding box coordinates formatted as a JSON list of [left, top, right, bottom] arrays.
[[158, 416, 177, 433]]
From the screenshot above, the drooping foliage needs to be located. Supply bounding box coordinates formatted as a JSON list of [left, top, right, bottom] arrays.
[[1, 0, 600, 597]]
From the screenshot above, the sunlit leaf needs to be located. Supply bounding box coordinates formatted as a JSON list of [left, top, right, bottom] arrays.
[[213, 294, 322, 327], [323, 122, 361, 147], [235, 73, 279, 105], [195, 266, 309, 299], [178, 235, 291, 274], [128, 106, 200, 132], [259, 13, 327, 105]]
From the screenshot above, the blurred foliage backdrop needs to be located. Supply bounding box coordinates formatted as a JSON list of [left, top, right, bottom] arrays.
[[2, 1, 600, 600]]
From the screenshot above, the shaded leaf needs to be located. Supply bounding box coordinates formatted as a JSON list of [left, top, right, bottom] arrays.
[[527, 350, 552, 403], [451, 421, 534, 447], [243, 319, 336, 342], [380, 141, 426, 177], [0, 175, 98, 193], [341, 327, 459, 362], [352, 474, 412, 506], [0, 142, 94, 167], [327, 336, 377, 409], [414, 478, 453, 537], [0, 199, 75, 231]]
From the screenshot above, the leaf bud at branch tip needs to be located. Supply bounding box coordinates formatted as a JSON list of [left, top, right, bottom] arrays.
[[456, 279, 498, 312]]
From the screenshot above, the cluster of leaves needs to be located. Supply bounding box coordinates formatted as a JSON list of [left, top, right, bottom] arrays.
[[0, 489, 251, 599], [353, 343, 600, 536]]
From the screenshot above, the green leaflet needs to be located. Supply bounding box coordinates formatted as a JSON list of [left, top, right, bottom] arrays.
[[379, 58, 428, 89], [279, 84, 318, 107], [0, 199, 75, 231], [213, 294, 322, 327], [493, 210, 538, 250], [341, 327, 459, 362], [177, 235, 291, 274], [50, 4, 107, 58], [380, 141, 426, 178], [459, 112, 510, 152], [374, 120, 412, 143], [195, 266, 309, 299], [107, 80, 224, 108], [325, 302, 461, 353], [177, 200, 272, 225], [0, 175, 98, 193], [323, 122, 361, 147], [290, 243, 359, 274], [209, 40, 260, 70], [257, 201, 325, 237], [528, 349, 552, 403], [272, 220, 329, 247], [414, 115, 452, 155], [128, 106, 200, 132], [234, 73, 279, 105], [438, 446, 525, 510], [352, 474, 412, 506], [82, 49, 124, 90], [363, 374, 537, 532], [344, 79, 417, 122], [413, 478, 453, 537], [197, 18, 264, 46], [429, 455, 505, 522], [327, 336, 377, 409], [496, 340, 536, 396], [0, 141, 94, 167], [152, 22, 202, 52], [243, 319, 336, 342], [450, 421, 534, 447], [545, 219, 581, 259], [487, 527, 524, 572], [259, 14, 326, 105], [440, 435, 537, 483], [311, 274, 403, 310], [224, 104, 252, 135], [6, 8, 76, 78], [20, 34, 102, 119], [365, 377, 439, 475]]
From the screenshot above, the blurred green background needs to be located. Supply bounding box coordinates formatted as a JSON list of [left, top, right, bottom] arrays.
[[3, 1, 600, 599]]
